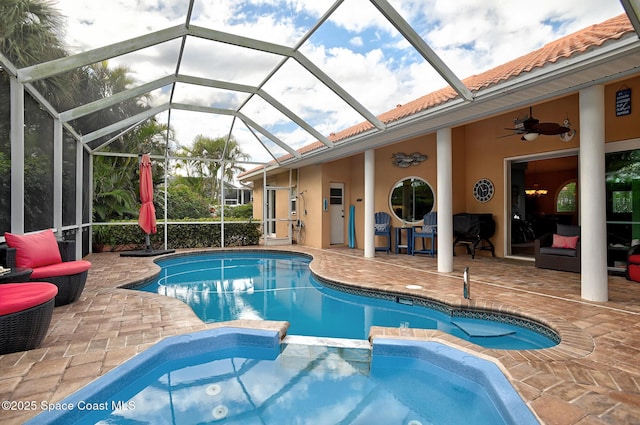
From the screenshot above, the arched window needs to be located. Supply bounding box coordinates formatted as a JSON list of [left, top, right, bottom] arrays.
[[556, 181, 577, 213]]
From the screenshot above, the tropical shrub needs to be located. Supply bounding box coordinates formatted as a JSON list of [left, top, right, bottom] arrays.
[[92, 221, 261, 251]]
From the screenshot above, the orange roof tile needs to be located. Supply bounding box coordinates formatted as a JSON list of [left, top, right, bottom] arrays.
[[330, 13, 634, 142]]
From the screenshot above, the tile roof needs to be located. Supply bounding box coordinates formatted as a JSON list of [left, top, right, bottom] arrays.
[[243, 13, 635, 174]]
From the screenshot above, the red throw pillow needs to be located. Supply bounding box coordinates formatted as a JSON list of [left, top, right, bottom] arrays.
[[4, 230, 62, 268], [551, 233, 579, 249]]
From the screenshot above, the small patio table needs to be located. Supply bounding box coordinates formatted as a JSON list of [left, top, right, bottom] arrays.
[[0, 268, 33, 284], [395, 227, 413, 254]]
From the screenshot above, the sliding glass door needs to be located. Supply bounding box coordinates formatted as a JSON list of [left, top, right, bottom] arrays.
[[606, 149, 640, 272]]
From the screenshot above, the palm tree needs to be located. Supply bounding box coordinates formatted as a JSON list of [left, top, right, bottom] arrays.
[[0, 1, 171, 227], [0, 0, 79, 109], [73, 61, 152, 135], [0, 0, 71, 232], [176, 135, 249, 203], [0, 0, 66, 66]]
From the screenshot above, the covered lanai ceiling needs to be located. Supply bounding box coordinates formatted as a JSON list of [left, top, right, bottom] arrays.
[[4, 0, 640, 169]]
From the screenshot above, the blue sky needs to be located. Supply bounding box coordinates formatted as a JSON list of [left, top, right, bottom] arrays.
[[54, 0, 626, 163]]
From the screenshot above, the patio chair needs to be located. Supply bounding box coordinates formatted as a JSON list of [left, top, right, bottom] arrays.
[[534, 224, 580, 273], [374, 212, 392, 253], [0, 282, 58, 354], [412, 212, 437, 256], [2, 230, 91, 306]]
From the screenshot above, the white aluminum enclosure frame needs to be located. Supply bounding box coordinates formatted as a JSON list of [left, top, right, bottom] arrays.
[[1, 1, 639, 257]]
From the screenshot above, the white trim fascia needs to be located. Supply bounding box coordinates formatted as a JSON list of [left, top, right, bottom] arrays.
[[604, 138, 640, 153]]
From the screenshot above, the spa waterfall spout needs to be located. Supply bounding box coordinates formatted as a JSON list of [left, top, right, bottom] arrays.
[[463, 267, 471, 299]]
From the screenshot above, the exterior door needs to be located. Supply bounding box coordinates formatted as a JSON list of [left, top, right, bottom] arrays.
[[330, 183, 345, 245], [266, 186, 276, 236]]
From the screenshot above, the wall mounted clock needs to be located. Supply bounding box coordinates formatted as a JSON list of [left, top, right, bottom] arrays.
[[473, 178, 494, 203]]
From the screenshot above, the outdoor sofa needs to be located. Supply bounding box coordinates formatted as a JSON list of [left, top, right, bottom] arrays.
[[0, 282, 58, 354], [1, 230, 91, 306], [534, 224, 581, 273]]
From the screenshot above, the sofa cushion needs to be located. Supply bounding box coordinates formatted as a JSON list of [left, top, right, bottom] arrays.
[[0, 283, 58, 315], [4, 230, 62, 269], [30, 260, 92, 279], [420, 225, 436, 233], [552, 234, 579, 249], [539, 246, 577, 257]]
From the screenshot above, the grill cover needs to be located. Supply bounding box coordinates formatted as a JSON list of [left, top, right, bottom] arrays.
[[453, 213, 496, 240]]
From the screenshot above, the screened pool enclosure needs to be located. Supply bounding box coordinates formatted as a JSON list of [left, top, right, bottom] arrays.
[[1, 0, 639, 255]]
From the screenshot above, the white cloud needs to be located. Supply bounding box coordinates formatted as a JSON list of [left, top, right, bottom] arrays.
[[52, 0, 626, 164], [350, 36, 364, 47]]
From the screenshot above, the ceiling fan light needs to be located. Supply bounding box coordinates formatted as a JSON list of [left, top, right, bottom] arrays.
[[522, 132, 539, 141], [559, 129, 576, 142]]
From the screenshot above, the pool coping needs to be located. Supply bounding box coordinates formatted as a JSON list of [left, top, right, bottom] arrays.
[[6, 245, 625, 424], [26, 327, 539, 425], [25, 327, 282, 424], [132, 248, 594, 363]]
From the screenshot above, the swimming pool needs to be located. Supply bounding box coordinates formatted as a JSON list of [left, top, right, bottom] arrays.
[[26, 328, 539, 425], [137, 251, 558, 349]]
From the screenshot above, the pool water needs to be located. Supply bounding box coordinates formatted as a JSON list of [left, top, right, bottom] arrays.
[[90, 344, 508, 425], [27, 329, 539, 425], [139, 251, 557, 349]]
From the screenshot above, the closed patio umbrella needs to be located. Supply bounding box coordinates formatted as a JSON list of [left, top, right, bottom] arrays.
[[138, 153, 156, 242], [121, 154, 174, 257]]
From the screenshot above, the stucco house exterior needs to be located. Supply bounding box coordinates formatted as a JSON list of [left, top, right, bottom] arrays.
[[240, 14, 640, 302]]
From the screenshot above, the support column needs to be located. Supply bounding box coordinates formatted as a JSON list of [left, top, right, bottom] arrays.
[[364, 149, 375, 258], [262, 167, 268, 244], [88, 146, 94, 252], [437, 128, 453, 272], [10, 77, 24, 233], [579, 85, 608, 301], [220, 162, 226, 248], [75, 140, 84, 259], [53, 119, 63, 233]]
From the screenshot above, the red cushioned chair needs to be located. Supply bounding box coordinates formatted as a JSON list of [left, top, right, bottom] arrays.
[[0, 282, 58, 354], [627, 245, 640, 282], [2, 230, 91, 306]]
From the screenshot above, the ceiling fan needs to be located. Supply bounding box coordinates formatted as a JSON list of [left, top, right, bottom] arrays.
[[501, 107, 576, 141]]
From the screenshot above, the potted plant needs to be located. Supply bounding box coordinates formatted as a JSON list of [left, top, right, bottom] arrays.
[[92, 225, 115, 252]]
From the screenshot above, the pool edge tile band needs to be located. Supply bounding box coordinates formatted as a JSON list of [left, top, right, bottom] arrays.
[[450, 320, 517, 338], [138, 251, 559, 349]]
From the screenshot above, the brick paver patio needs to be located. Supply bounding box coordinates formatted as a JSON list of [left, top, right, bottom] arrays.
[[1, 246, 640, 424]]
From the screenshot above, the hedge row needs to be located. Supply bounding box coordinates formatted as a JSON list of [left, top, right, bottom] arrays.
[[92, 222, 262, 251]]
